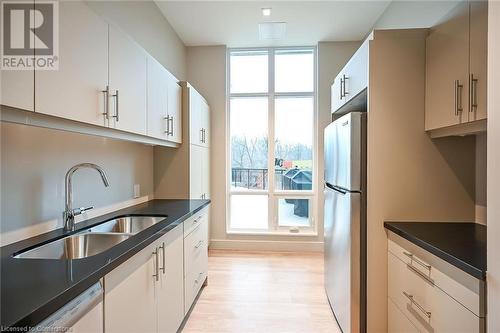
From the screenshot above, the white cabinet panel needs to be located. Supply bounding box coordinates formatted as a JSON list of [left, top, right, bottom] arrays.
[[388, 297, 419, 333], [104, 241, 157, 333], [189, 89, 202, 145], [1, 70, 34, 111], [71, 301, 104, 333], [35, 1, 108, 126], [190, 144, 203, 199], [109, 25, 147, 135], [200, 98, 210, 147], [201, 145, 210, 199], [157, 225, 184, 333], [147, 56, 169, 140], [388, 251, 481, 333], [167, 73, 182, 143]]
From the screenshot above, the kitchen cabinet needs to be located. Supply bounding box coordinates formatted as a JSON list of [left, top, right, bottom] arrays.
[[387, 237, 485, 333], [425, 0, 488, 131], [167, 72, 182, 144], [147, 56, 169, 140], [35, 1, 108, 126], [189, 87, 210, 147], [108, 25, 147, 135], [183, 210, 209, 314], [157, 226, 185, 333], [331, 38, 369, 113], [190, 144, 210, 200], [1, 70, 34, 112], [146, 56, 182, 143], [105, 224, 184, 333], [70, 301, 104, 333]]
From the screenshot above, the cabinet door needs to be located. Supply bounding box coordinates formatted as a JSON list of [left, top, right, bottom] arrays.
[[147, 55, 169, 140], [469, 0, 488, 122], [189, 89, 202, 145], [71, 301, 104, 333], [343, 40, 368, 102], [331, 73, 343, 112], [201, 146, 210, 199], [158, 225, 184, 333], [388, 298, 419, 333], [104, 241, 157, 333], [0, 0, 34, 112], [200, 98, 210, 147], [167, 73, 182, 143], [425, 1, 469, 130], [35, 1, 108, 126], [190, 144, 203, 199], [109, 25, 147, 135]]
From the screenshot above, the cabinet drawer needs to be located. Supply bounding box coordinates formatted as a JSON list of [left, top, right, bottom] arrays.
[[388, 237, 484, 317], [184, 209, 207, 237], [184, 221, 208, 275], [388, 297, 419, 333], [184, 267, 207, 314], [388, 251, 482, 333]]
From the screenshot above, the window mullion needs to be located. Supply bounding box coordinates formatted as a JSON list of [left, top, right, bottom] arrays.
[[268, 48, 276, 231]]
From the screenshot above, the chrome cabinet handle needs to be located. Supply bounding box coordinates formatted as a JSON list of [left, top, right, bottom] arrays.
[[159, 242, 166, 274], [342, 74, 348, 98], [112, 90, 119, 121], [470, 74, 478, 113], [169, 116, 174, 136], [163, 116, 170, 135], [101, 86, 110, 119], [152, 248, 159, 281], [200, 128, 203, 143], [339, 77, 344, 100], [195, 240, 203, 249], [403, 291, 431, 319], [403, 252, 431, 270], [407, 264, 435, 285], [454, 80, 463, 116]]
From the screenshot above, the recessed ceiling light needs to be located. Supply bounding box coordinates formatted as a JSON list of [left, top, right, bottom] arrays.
[[262, 8, 272, 17]]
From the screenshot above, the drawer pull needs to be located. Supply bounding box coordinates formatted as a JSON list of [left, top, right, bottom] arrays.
[[407, 263, 435, 285], [403, 251, 432, 271], [403, 291, 431, 319], [195, 240, 203, 249]]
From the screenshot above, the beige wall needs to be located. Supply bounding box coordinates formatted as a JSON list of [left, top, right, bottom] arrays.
[[475, 133, 487, 224], [366, 30, 476, 332], [487, 1, 500, 331], [87, 0, 187, 80], [0, 123, 153, 237]]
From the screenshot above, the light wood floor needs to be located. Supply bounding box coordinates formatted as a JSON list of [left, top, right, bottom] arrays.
[[182, 250, 342, 333]]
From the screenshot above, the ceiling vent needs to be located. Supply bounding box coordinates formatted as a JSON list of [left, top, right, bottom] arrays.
[[259, 22, 286, 40]]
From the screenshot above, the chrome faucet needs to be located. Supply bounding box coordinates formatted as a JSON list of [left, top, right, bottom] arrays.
[[63, 163, 110, 231]]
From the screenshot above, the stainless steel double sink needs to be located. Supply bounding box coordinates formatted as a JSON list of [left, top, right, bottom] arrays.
[[14, 216, 166, 260]]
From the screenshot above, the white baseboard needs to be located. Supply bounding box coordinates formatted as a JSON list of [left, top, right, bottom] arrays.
[[0, 196, 151, 246], [209, 238, 324, 252]]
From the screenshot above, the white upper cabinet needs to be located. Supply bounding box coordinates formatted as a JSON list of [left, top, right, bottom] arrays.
[[108, 25, 147, 135], [189, 87, 210, 147], [147, 56, 169, 140], [167, 72, 182, 144], [331, 38, 369, 113], [1, 70, 34, 112], [35, 1, 108, 126], [425, 0, 487, 131]]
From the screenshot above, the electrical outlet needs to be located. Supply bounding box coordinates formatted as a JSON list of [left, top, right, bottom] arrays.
[[133, 184, 140, 198]]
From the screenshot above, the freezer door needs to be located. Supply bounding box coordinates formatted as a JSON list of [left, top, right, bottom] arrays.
[[324, 112, 362, 191], [324, 186, 361, 333]]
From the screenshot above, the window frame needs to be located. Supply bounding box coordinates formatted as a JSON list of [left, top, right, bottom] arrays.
[[226, 46, 318, 235]]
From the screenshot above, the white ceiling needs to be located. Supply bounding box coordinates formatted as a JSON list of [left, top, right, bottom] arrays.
[[155, 1, 392, 47]]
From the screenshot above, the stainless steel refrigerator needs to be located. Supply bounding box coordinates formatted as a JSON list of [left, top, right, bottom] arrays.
[[324, 111, 366, 333]]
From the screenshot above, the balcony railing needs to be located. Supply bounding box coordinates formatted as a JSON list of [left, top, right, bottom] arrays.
[[231, 167, 312, 191]]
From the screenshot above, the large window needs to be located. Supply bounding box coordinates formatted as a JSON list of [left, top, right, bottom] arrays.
[[228, 48, 316, 233]]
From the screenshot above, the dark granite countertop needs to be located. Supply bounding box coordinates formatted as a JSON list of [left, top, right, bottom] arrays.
[[0, 199, 210, 329], [384, 221, 486, 280]]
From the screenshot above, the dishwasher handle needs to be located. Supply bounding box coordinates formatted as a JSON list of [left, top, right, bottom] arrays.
[[37, 282, 103, 332]]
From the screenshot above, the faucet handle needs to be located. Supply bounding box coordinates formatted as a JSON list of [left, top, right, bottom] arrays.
[[73, 206, 94, 216]]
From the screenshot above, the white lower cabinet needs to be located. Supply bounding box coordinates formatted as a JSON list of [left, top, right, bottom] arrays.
[[104, 224, 184, 333], [387, 237, 484, 333], [183, 210, 209, 314], [70, 301, 104, 333], [190, 144, 210, 200]]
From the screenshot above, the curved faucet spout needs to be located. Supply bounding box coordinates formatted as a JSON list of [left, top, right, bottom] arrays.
[[64, 163, 110, 231]]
